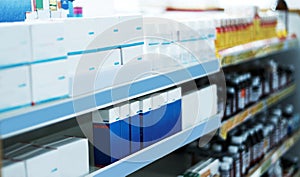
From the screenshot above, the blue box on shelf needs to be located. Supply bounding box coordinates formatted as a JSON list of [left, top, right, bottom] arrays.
[[129, 101, 142, 153], [138, 97, 153, 149], [92, 106, 130, 167]]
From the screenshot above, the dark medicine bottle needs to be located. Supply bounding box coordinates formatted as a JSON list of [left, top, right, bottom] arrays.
[[231, 135, 247, 176], [223, 157, 235, 177], [228, 146, 241, 177]]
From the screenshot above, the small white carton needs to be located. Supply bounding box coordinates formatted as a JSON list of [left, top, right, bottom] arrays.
[[69, 49, 122, 96], [138, 97, 152, 113], [167, 87, 182, 104], [117, 15, 143, 44], [9, 145, 60, 177], [29, 21, 66, 62], [2, 159, 26, 177], [30, 60, 68, 104], [0, 23, 31, 67], [130, 100, 140, 117], [119, 103, 130, 119], [93, 106, 120, 123], [32, 136, 89, 177], [63, 18, 99, 53], [0, 66, 31, 112]]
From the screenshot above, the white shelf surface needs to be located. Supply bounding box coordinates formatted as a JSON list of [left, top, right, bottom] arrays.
[[87, 114, 221, 177], [0, 59, 220, 138]]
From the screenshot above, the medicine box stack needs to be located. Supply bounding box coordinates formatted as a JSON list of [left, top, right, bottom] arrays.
[[0, 21, 68, 112], [182, 84, 217, 129], [0, 23, 32, 112], [63, 15, 147, 96], [2, 136, 89, 177], [63, 17, 122, 96], [174, 15, 216, 64], [29, 21, 68, 104], [92, 87, 182, 167]]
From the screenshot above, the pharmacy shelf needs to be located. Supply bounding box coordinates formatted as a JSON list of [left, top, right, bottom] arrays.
[[220, 36, 299, 67], [219, 83, 296, 139], [0, 59, 220, 139], [247, 129, 300, 177], [87, 114, 222, 177]]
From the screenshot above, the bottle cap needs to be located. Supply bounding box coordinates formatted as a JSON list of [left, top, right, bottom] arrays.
[[228, 146, 238, 153], [220, 162, 230, 171], [223, 156, 233, 165], [284, 104, 294, 115], [212, 144, 222, 152], [231, 136, 243, 144], [272, 108, 282, 117]]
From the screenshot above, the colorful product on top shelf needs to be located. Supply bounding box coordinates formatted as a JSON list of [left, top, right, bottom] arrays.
[[215, 8, 284, 51]]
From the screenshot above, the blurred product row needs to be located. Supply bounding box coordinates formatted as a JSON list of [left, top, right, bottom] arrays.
[[180, 103, 300, 177]]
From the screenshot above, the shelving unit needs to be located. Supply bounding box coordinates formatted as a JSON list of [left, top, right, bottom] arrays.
[[0, 59, 220, 139], [247, 129, 300, 177], [219, 83, 296, 139], [1, 34, 299, 177], [122, 37, 299, 176]]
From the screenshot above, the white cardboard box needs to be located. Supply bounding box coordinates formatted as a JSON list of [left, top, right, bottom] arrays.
[[138, 97, 152, 113], [31, 60, 68, 104], [93, 106, 120, 123], [182, 85, 217, 129], [9, 145, 60, 177], [130, 100, 140, 117], [32, 136, 89, 177], [69, 49, 122, 96], [116, 45, 152, 85], [152, 93, 165, 110], [117, 15, 143, 44], [119, 103, 130, 119], [29, 21, 66, 62], [167, 87, 182, 103], [2, 160, 26, 177], [0, 66, 31, 112], [0, 23, 31, 67], [63, 18, 99, 53]]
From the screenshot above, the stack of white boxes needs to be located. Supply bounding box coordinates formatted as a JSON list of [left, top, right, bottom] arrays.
[[63, 17, 122, 96], [0, 21, 69, 112], [0, 23, 32, 112], [2, 136, 89, 177], [64, 15, 148, 97], [182, 84, 218, 129], [29, 21, 68, 104], [143, 20, 180, 73], [161, 13, 216, 66]]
